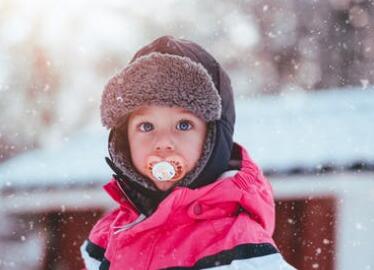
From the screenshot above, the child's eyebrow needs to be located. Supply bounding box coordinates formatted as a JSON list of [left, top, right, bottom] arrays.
[[131, 111, 147, 117], [179, 109, 194, 115], [130, 109, 151, 118], [130, 108, 194, 118]]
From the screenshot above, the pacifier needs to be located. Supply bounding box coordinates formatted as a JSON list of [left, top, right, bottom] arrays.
[[147, 156, 186, 182], [152, 161, 176, 181]]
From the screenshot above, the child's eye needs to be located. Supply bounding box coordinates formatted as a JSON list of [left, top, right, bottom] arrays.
[[138, 122, 154, 132], [176, 120, 192, 131]]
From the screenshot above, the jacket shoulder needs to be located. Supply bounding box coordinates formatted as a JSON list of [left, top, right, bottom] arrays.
[[88, 208, 121, 249]]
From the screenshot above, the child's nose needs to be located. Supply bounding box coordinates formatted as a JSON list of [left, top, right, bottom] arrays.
[[154, 136, 175, 153]]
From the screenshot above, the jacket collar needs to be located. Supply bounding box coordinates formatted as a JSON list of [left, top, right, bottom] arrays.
[[103, 143, 248, 211]]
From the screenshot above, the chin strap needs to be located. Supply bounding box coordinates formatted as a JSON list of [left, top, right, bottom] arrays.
[[105, 156, 169, 217]]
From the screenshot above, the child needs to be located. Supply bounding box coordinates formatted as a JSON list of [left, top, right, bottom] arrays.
[[81, 36, 295, 270]]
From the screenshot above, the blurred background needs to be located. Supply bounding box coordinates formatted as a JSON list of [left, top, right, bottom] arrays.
[[0, 0, 373, 269]]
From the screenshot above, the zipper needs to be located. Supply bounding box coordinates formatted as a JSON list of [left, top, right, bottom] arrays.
[[113, 213, 146, 234]]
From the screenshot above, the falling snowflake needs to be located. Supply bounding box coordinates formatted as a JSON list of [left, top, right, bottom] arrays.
[[360, 79, 369, 89]]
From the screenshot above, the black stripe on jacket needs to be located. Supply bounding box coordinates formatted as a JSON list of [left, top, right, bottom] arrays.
[[163, 243, 278, 269], [98, 243, 278, 270], [99, 258, 111, 270], [85, 239, 106, 262]]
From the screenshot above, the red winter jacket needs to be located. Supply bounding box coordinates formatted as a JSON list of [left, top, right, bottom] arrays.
[[81, 145, 295, 269]]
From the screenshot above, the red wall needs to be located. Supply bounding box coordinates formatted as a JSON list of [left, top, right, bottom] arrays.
[[274, 197, 336, 270]]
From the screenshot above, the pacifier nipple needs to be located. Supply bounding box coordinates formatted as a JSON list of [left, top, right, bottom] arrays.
[[151, 161, 175, 181]]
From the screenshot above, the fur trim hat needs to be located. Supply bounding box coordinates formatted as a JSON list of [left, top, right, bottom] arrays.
[[101, 52, 222, 129]]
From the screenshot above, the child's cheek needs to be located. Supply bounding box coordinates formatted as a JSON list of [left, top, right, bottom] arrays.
[[128, 136, 150, 171], [131, 150, 149, 177]]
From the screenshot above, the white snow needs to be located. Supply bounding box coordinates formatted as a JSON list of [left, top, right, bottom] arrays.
[[0, 126, 111, 189], [234, 87, 374, 171]]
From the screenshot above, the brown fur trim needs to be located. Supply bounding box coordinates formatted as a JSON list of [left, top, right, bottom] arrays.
[[101, 52, 222, 129]]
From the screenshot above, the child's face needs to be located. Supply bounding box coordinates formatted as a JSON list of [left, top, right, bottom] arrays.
[[127, 105, 207, 191]]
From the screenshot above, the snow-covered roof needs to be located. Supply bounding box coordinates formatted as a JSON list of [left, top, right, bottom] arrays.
[[0, 87, 373, 190], [235, 87, 374, 175], [0, 127, 112, 191]]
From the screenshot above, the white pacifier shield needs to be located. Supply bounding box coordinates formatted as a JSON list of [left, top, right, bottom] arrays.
[[151, 161, 176, 181]]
